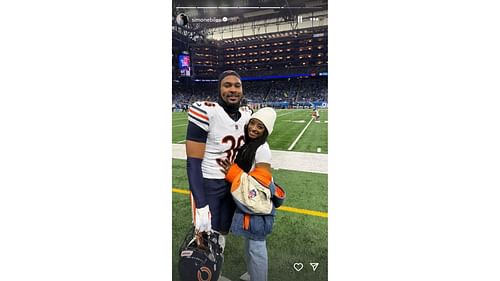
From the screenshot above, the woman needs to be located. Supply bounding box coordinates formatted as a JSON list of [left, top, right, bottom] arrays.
[[220, 107, 286, 281]]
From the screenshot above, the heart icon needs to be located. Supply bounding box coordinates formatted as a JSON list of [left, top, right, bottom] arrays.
[[293, 263, 304, 272]]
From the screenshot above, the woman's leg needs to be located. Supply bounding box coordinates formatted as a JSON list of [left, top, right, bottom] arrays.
[[246, 238, 268, 281]]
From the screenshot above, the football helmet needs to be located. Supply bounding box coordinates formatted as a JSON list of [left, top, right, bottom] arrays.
[[178, 227, 224, 281]]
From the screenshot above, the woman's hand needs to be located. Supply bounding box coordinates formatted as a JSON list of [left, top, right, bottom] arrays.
[[219, 158, 232, 175]]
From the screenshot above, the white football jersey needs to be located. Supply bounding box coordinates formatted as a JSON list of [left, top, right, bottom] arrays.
[[239, 106, 253, 114], [188, 101, 251, 179]]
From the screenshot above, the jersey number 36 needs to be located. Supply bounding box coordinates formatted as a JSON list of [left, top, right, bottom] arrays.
[[217, 135, 244, 167]]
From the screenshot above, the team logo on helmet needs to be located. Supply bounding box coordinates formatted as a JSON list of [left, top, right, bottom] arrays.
[[197, 266, 212, 281]]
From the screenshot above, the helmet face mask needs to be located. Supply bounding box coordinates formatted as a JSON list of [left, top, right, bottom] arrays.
[[178, 228, 224, 281]]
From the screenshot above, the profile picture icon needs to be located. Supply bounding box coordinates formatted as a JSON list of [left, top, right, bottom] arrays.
[[176, 13, 189, 26]]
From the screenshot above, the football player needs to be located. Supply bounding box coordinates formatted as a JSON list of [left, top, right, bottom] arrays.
[[312, 107, 320, 121], [240, 98, 253, 114], [185, 70, 251, 252]]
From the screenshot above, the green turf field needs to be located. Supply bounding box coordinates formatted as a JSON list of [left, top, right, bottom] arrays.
[[172, 159, 328, 281], [172, 109, 328, 154]]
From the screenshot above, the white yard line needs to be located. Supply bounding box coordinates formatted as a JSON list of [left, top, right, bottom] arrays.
[[172, 123, 188, 127], [287, 117, 314, 151], [172, 117, 187, 121], [276, 110, 298, 118], [171, 144, 327, 174]]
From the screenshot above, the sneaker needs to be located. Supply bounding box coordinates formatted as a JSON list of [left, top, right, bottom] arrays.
[[239, 272, 250, 281]]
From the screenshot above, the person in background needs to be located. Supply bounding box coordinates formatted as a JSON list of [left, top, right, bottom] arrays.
[[312, 107, 320, 121]]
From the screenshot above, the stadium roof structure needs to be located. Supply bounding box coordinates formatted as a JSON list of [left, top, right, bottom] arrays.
[[173, 0, 327, 41]]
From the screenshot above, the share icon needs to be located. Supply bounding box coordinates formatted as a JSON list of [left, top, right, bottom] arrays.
[[310, 262, 319, 272]]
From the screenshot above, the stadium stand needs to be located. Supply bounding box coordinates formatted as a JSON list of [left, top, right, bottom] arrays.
[[172, 0, 328, 110]]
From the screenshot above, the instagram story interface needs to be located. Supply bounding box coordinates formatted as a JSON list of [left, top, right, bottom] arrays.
[[172, 1, 328, 280]]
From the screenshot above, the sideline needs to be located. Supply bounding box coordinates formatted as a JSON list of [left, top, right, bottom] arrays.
[[172, 188, 328, 218], [172, 144, 327, 174]]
